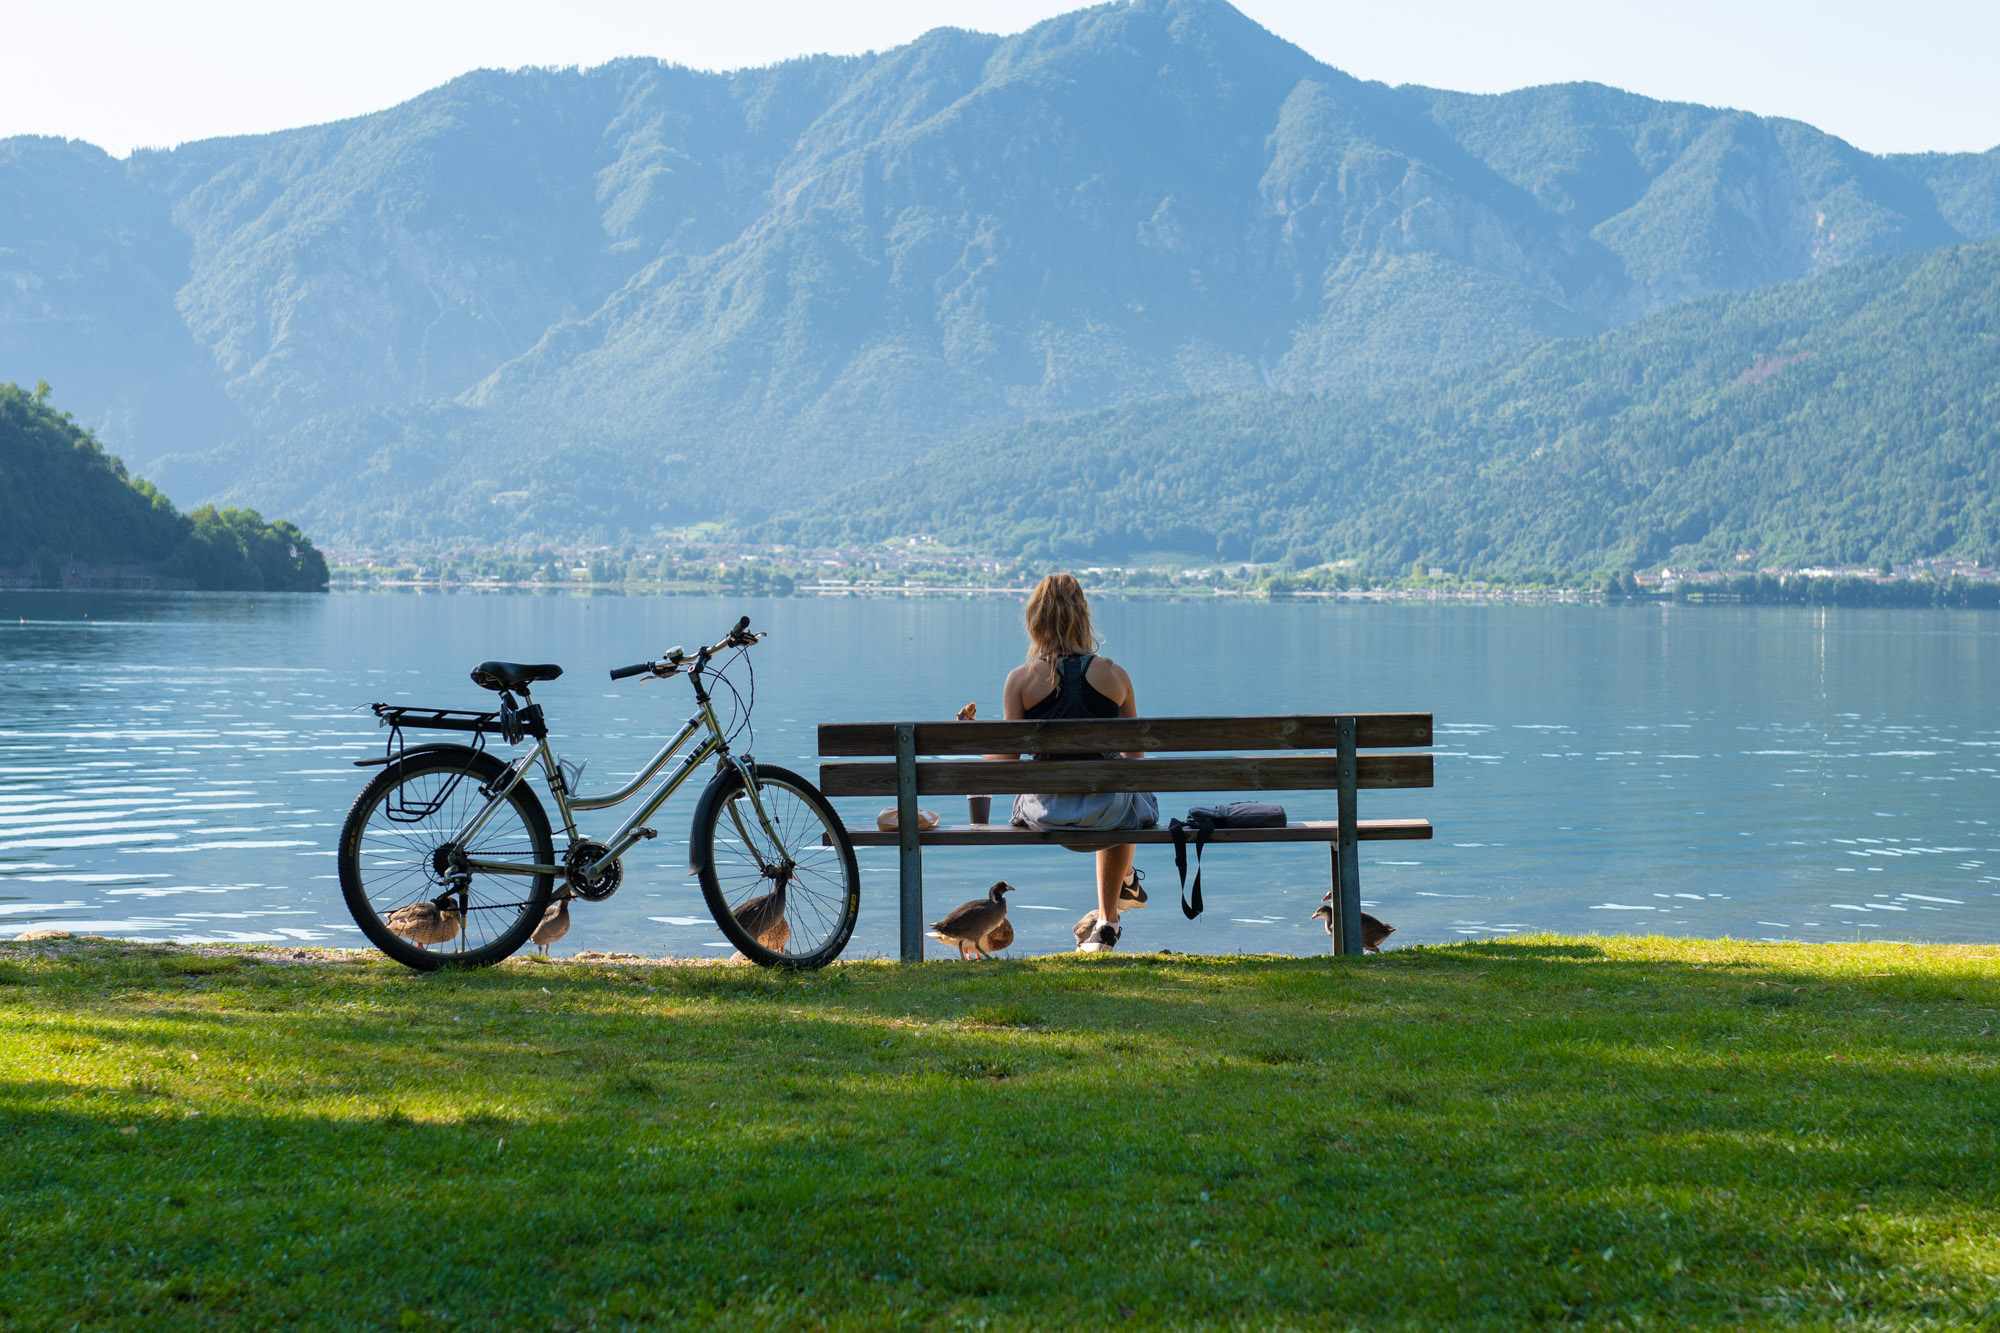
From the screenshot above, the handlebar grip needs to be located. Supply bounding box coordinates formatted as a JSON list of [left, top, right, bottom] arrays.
[[733, 615, 751, 635], [609, 662, 654, 681]]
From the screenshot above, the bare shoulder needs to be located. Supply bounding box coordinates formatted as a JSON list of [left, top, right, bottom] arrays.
[[1086, 654, 1133, 700]]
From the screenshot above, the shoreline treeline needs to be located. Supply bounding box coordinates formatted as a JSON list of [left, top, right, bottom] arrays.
[[1, 383, 327, 592]]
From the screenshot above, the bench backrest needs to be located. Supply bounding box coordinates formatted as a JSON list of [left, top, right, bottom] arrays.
[[816, 714, 1433, 798]]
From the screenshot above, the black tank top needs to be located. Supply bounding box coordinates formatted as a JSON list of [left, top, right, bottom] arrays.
[[1022, 654, 1121, 720], [1023, 655, 1120, 762]]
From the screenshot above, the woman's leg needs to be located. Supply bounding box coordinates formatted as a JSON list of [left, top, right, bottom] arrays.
[[1096, 843, 1135, 923]]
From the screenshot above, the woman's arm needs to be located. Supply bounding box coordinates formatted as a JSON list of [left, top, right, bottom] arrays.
[[983, 665, 1027, 761]]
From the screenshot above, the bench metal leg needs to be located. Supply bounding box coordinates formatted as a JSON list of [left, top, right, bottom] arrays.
[[1335, 716, 1363, 956], [1328, 843, 1346, 954], [895, 723, 923, 962]]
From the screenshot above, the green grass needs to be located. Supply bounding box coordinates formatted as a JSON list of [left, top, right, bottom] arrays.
[[1, 937, 1996, 1330]]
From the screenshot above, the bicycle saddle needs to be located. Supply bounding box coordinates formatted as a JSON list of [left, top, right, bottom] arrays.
[[470, 660, 564, 692]]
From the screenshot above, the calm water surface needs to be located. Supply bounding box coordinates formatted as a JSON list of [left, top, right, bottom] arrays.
[[2, 592, 1995, 957]]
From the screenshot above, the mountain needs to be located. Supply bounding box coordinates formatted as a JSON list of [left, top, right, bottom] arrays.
[[3, 0, 1997, 541], [774, 238, 2000, 573], [0, 383, 327, 591]]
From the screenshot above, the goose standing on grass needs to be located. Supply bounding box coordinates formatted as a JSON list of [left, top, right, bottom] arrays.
[[928, 881, 1014, 959], [531, 891, 572, 957], [732, 885, 792, 953], [385, 896, 463, 948], [1308, 903, 1396, 953]]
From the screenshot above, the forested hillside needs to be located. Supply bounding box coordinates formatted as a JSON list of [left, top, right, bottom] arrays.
[[0, 384, 326, 591], [2, 0, 1996, 540], [773, 239, 2000, 574]]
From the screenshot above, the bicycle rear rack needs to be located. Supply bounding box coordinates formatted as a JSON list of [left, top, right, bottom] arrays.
[[371, 703, 502, 736], [358, 704, 503, 821]]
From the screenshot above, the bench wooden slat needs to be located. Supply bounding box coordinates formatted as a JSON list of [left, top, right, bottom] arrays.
[[845, 818, 1434, 847], [818, 753, 1432, 798], [818, 713, 1431, 756]]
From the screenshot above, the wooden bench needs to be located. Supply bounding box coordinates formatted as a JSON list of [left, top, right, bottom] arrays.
[[816, 714, 1434, 959]]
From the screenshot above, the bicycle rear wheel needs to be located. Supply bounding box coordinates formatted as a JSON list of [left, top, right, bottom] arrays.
[[692, 763, 860, 969], [338, 747, 555, 970]]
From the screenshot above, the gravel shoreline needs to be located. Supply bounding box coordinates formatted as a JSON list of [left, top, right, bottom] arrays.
[[0, 935, 746, 968]]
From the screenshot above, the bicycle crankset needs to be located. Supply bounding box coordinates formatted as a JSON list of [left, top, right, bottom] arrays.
[[564, 840, 624, 902]]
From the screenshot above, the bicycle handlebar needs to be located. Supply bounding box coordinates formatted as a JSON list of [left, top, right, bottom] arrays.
[[608, 616, 763, 682]]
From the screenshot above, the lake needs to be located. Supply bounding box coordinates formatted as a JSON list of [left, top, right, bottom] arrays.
[[2, 591, 1995, 958]]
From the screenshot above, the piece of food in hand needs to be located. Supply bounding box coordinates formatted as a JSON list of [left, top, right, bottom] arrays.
[[927, 881, 1013, 959], [956, 702, 977, 721], [876, 807, 941, 832]]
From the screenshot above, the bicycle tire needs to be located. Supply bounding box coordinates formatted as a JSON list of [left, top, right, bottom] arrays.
[[692, 763, 860, 969], [338, 746, 555, 971]]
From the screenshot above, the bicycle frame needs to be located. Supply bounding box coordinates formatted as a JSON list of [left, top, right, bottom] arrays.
[[448, 676, 784, 884]]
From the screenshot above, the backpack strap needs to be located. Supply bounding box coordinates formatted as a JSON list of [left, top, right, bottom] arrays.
[[1169, 814, 1212, 919]]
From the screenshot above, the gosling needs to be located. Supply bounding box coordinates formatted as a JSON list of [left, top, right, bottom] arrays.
[[531, 892, 572, 957], [1308, 903, 1396, 953], [732, 887, 793, 954], [384, 896, 463, 948]]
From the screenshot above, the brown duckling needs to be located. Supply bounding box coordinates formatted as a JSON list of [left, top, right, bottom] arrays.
[[385, 896, 463, 947], [531, 892, 572, 957], [928, 881, 1013, 959], [1308, 903, 1395, 952], [981, 916, 1015, 956]]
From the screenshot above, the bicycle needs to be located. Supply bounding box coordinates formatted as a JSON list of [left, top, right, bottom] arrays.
[[337, 615, 860, 971]]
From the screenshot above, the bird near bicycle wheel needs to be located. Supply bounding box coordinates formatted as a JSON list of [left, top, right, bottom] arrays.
[[692, 764, 860, 969], [339, 747, 555, 970]]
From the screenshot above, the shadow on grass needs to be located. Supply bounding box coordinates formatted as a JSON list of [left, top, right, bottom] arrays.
[[2, 939, 1997, 1327]]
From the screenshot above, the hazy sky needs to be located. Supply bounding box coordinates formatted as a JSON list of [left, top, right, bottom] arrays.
[[7, 0, 1997, 158]]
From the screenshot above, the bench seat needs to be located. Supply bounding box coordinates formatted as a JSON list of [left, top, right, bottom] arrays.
[[846, 818, 1434, 847]]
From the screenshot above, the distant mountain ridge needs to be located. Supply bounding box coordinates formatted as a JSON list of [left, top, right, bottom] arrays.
[[3, 0, 1997, 541], [773, 238, 2000, 573]]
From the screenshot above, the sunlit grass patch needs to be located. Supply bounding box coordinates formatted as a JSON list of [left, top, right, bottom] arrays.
[[0, 936, 1995, 1328]]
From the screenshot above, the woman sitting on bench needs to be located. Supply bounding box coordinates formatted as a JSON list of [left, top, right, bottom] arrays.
[[993, 573, 1157, 952]]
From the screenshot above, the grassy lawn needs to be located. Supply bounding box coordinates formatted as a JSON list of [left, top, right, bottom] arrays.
[[1, 937, 1996, 1331]]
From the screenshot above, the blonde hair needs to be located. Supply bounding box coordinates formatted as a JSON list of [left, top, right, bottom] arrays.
[[1024, 573, 1098, 662]]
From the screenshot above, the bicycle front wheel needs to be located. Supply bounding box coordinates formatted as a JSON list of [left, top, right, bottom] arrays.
[[338, 747, 555, 970], [692, 763, 860, 969]]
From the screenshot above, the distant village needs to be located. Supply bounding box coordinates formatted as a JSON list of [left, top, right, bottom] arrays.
[[316, 540, 2000, 604]]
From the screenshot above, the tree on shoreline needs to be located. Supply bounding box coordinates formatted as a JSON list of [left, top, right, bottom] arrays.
[[1, 383, 327, 591]]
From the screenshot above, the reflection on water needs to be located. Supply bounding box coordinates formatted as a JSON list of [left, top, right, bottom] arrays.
[[1, 592, 1995, 957]]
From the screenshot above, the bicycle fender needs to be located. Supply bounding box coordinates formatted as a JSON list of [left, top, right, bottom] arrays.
[[351, 742, 486, 768], [686, 767, 745, 875]]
